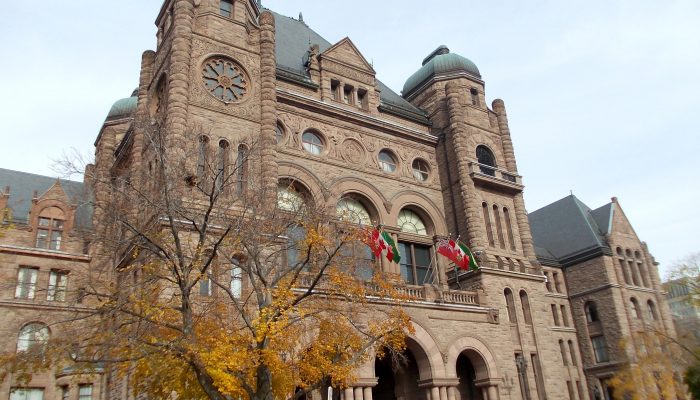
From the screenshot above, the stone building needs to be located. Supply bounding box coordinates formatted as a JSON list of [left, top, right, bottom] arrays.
[[664, 278, 700, 348], [0, 1, 681, 400]]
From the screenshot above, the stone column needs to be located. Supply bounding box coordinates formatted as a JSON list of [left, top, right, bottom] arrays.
[[362, 387, 373, 400], [164, 0, 195, 162], [344, 388, 354, 400], [447, 386, 458, 400], [353, 387, 363, 400], [492, 99, 538, 267], [439, 386, 448, 400], [445, 82, 486, 253], [259, 11, 279, 201], [487, 386, 498, 400], [431, 386, 440, 400]]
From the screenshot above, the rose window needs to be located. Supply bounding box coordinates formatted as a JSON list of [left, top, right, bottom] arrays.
[[202, 57, 248, 103]]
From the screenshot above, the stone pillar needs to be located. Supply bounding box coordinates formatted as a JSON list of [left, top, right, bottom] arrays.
[[431, 386, 440, 400], [492, 99, 538, 267], [363, 387, 373, 400], [445, 82, 487, 253], [344, 388, 354, 400], [439, 386, 448, 400], [164, 0, 195, 162], [425, 387, 432, 400], [353, 387, 363, 400], [259, 10, 279, 202], [447, 386, 458, 400], [487, 386, 498, 400]]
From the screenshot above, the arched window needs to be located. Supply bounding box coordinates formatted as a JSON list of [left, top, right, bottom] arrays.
[[504, 288, 517, 323], [17, 323, 49, 352], [482, 202, 495, 247], [492, 205, 505, 249], [197, 135, 210, 179], [336, 198, 371, 225], [36, 207, 65, 250], [584, 301, 599, 323], [503, 207, 516, 251], [561, 305, 569, 326], [216, 140, 230, 189], [302, 131, 324, 155], [412, 159, 430, 181], [219, 0, 233, 17], [276, 122, 285, 144], [476, 145, 496, 176], [559, 339, 569, 366], [631, 297, 642, 319], [551, 304, 560, 326], [568, 340, 578, 366], [397, 209, 427, 235], [470, 88, 479, 106], [231, 258, 242, 299], [277, 182, 306, 212], [378, 150, 397, 173], [235, 144, 248, 195], [647, 300, 658, 321], [520, 290, 532, 325]]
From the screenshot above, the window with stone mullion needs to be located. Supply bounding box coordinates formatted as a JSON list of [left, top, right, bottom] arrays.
[[398, 242, 431, 286]]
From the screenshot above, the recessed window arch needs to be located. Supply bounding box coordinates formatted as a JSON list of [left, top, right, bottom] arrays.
[[277, 181, 308, 212], [235, 144, 248, 195], [378, 150, 398, 173], [411, 158, 430, 181], [219, 0, 233, 17], [504, 288, 517, 323], [276, 122, 286, 145], [476, 145, 496, 176], [616, 247, 624, 256], [17, 323, 49, 352], [503, 207, 516, 251], [397, 209, 428, 235], [520, 290, 532, 325], [482, 202, 495, 247], [470, 88, 479, 106], [584, 301, 599, 323], [492, 204, 505, 249], [647, 300, 658, 321], [230, 257, 243, 299], [630, 297, 642, 319], [216, 140, 230, 189], [559, 339, 568, 366], [302, 130, 324, 155], [336, 197, 372, 226], [36, 206, 65, 250], [197, 135, 210, 179]]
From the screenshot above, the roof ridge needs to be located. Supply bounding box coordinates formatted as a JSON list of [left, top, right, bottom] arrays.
[[0, 168, 83, 185]]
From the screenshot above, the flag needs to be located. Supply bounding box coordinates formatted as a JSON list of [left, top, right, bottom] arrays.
[[362, 227, 401, 263], [437, 239, 478, 271]]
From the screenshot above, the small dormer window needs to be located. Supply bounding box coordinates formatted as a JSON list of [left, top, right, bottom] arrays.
[[470, 88, 479, 106], [343, 85, 354, 105], [220, 0, 233, 17], [36, 207, 65, 251], [331, 79, 340, 101]]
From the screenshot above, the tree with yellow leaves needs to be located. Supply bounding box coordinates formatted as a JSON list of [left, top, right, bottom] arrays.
[[0, 125, 413, 400]]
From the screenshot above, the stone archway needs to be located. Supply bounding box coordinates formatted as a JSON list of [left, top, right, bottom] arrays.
[[373, 336, 434, 400], [446, 337, 500, 400]]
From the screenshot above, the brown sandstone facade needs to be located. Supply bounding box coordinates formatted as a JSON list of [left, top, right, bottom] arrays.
[[0, 1, 680, 400]]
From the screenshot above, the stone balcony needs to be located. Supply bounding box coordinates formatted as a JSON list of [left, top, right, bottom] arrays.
[[468, 162, 524, 193]]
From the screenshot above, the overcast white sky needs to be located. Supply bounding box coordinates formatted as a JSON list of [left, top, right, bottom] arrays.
[[1, 1, 698, 277]]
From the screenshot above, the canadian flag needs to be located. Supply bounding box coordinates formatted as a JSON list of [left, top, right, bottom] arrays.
[[437, 239, 475, 271], [362, 227, 400, 263]]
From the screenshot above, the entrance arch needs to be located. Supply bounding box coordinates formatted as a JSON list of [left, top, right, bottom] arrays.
[[373, 336, 434, 400], [446, 336, 499, 400]]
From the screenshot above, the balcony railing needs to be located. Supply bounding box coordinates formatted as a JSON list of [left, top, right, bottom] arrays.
[[469, 162, 524, 192]]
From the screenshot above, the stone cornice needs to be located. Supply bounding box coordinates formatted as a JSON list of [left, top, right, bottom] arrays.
[[0, 244, 91, 262]]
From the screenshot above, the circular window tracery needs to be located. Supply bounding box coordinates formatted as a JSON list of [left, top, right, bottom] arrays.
[[202, 57, 248, 103], [378, 150, 397, 173], [302, 131, 324, 155], [277, 183, 306, 212], [397, 209, 427, 235], [412, 159, 430, 181]]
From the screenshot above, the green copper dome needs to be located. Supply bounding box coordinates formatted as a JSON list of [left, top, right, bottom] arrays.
[[106, 95, 137, 121], [403, 45, 481, 97]]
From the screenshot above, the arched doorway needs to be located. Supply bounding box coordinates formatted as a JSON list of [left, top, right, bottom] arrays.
[[456, 353, 482, 400], [373, 338, 431, 400]]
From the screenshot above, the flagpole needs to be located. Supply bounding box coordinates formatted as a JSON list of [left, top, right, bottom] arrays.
[[429, 241, 440, 286]]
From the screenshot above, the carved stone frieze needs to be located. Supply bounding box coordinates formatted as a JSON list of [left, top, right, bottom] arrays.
[[340, 138, 366, 164], [322, 59, 375, 86]]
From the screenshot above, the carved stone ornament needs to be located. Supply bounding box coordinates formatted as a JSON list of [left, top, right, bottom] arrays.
[[340, 139, 365, 164], [487, 308, 499, 324], [201, 57, 248, 103]]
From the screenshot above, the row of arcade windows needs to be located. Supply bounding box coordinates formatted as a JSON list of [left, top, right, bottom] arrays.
[[10, 385, 93, 400], [15, 267, 70, 302], [482, 202, 516, 251], [504, 288, 532, 325], [616, 247, 652, 288], [197, 136, 248, 194], [330, 79, 369, 110]]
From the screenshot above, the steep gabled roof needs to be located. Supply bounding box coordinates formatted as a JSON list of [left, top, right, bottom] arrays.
[[269, 11, 428, 124], [0, 168, 92, 229], [528, 195, 611, 267], [591, 203, 614, 235]]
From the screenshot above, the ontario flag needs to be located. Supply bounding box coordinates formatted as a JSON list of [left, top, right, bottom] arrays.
[[362, 226, 401, 263], [437, 238, 478, 271]]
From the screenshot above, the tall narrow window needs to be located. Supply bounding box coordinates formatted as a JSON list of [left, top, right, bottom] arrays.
[[553, 271, 562, 292], [629, 260, 641, 286], [631, 298, 642, 319], [531, 353, 546, 400], [503, 207, 516, 251], [560, 304, 569, 326], [61, 386, 69, 400], [482, 202, 495, 247], [470, 88, 479, 106], [515, 353, 531, 400], [576, 381, 585, 400], [647, 300, 658, 321], [200, 272, 212, 296], [619, 258, 631, 285], [559, 340, 568, 365], [591, 335, 609, 363], [197, 135, 209, 179], [504, 288, 517, 323], [219, 0, 233, 17], [330, 79, 340, 101], [399, 242, 431, 286], [231, 258, 242, 299], [36, 207, 65, 250], [15, 267, 38, 299], [568, 340, 578, 366], [78, 385, 93, 400], [47, 270, 69, 302], [17, 323, 49, 352], [493, 204, 505, 249], [585, 301, 599, 323], [566, 381, 575, 400], [217, 140, 230, 190], [357, 88, 368, 110], [520, 290, 532, 325], [544, 271, 552, 292], [343, 85, 354, 105], [235, 144, 248, 195], [638, 262, 649, 287], [551, 304, 560, 326]]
